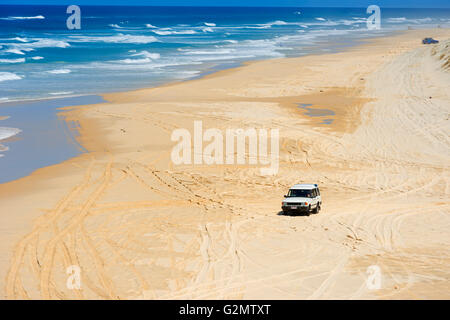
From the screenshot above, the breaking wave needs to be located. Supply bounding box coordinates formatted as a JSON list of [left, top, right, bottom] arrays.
[[47, 69, 72, 74], [0, 15, 45, 21], [0, 72, 22, 82]]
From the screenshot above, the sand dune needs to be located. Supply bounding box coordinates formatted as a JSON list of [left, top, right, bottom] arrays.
[[432, 39, 450, 70], [1, 29, 449, 299]]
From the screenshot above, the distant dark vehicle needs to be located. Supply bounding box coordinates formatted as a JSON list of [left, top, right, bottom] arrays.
[[422, 38, 439, 44]]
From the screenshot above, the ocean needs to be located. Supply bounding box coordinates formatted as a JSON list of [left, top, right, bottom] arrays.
[[0, 5, 449, 183]]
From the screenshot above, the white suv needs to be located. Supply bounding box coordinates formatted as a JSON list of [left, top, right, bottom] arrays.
[[281, 184, 321, 216]]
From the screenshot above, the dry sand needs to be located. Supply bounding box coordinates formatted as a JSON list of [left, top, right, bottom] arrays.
[[1, 29, 449, 299]]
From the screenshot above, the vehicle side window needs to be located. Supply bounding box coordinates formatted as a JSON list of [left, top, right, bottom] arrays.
[[317, 188, 320, 196], [312, 189, 317, 197]]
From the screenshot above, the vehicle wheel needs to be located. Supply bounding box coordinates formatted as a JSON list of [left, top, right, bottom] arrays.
[[313, 203, 320, 214], [312, 204, 318, 214], [305, 206, 311, 216]]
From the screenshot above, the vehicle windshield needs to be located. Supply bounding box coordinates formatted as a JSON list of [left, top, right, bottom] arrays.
[[287, 189, 313, 198]]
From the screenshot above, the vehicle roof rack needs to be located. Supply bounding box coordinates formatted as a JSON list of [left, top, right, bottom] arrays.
[[291, 183, 318, 190]]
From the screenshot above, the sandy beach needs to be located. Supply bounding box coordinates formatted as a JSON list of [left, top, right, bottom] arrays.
[[1, 28, 449, 299]]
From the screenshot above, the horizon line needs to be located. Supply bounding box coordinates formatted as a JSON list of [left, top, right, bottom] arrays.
[[1, 4, 450, 9]]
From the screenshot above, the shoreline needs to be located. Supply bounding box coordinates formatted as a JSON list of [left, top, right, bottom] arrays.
[[1, 28, 449, 299], [0, 27, 405, 106], [0, 28, 397, 184], [0, 95, 106, 184]]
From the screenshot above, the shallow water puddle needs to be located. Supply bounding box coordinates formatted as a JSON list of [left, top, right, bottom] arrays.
[[321, 119, 334, 125], [298, 103, 335, 124]]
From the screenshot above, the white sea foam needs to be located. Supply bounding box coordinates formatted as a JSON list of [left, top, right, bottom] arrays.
[[242, 25, 271, 29], [253, 20, 288, 29], [268, 20, 288, 26], [0, 58, 25, 63], [0, 72, 22, 82], [31, 56, 44, 60], [47, 69, 71, 74], [386, 17, 436, 24], [192, 54, 256, 62], [0, 15, 45, 21], [130, 50, 161, 60], [85, 59, 202, 71], [109, 24, 123, 28], [31, 39, 70, 48], [153, 29, 196, 35], [272, 28, 360, 49], [204, 22, 216, 27], [185, 49, 235, 55], [68, 34, 159, 44], [340, 18, 367, 25], [9, 39, 70, 49], [13, 37, 29, 42], [202, 27, 214, 33], [145, 24, 158, 28], [415, 17, 433, 23], [0, 127, 21, 157], [3, 48, 26, 55], [237, 39, 286, 58], [117, 58, 153, 64], [49, 91, 74, 95], [315, 17, 326, 21], [113, 50, 161, 64], [387, 17, 407, 23], [181, 37, 286, 63], [172, 70, 201, 79], [0, 127, 21, 141], [252, 20, 310, 29]]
